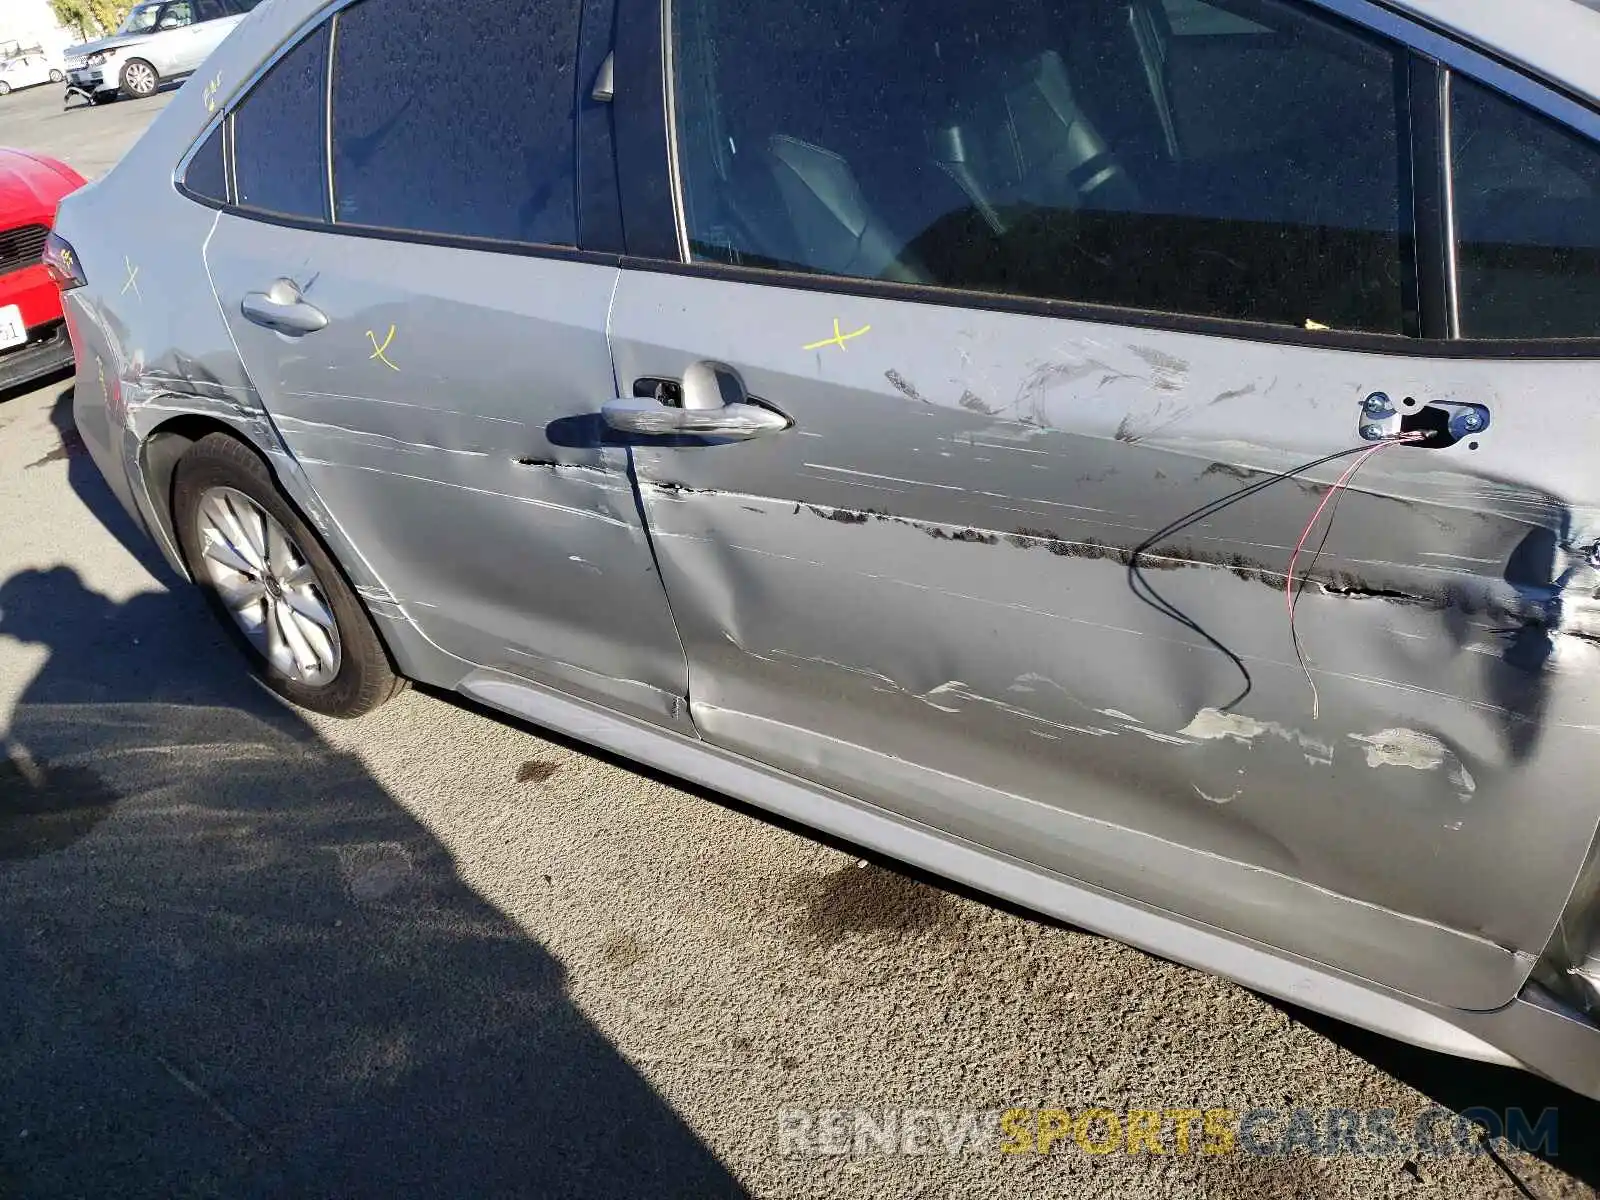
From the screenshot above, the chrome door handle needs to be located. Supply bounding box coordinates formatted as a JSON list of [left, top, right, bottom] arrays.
[[602, 360, 792, 440], [241, 279, 328, 336], [601, 397, 790, 439]]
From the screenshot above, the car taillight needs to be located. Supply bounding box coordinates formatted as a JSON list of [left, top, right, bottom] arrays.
[[43, 230, 85, 290]]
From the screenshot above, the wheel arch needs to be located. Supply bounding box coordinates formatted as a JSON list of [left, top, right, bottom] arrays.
[[134, 409, 475, 695], [140, 412, 241, 577]]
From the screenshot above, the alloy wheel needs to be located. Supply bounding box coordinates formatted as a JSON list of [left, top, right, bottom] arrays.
[[194, 486, 342, 686], [125, 62, 155, 95]]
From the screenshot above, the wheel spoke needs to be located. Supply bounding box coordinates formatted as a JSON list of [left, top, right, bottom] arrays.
[[282, 586, 334, 630], [275, 598, 321, 676], [266, 521, 295, 579], [264, 600, 296, 676], [291, 609, 337, 677], [237, 606, 269, 653], [201, 530, 256, 577], [282, 561, 316, 589], [204, 493, 263, 572], [216, 575, 267, 613], [227, 494, 269, 565]]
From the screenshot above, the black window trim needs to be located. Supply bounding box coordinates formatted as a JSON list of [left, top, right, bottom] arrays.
[[612, 0, 1600, 359], [167, 0, 1600, 356], [172, 0, 622, 267], [1409, 56, 1453, 340]]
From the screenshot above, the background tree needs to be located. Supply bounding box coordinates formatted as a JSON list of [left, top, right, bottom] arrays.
[[47, 0, 95, 39], [86, 0, 130, 35], [48, 0, 129, 38]]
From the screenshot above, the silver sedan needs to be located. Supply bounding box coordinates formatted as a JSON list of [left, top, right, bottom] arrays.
[[48, 0, 1600, 1102]]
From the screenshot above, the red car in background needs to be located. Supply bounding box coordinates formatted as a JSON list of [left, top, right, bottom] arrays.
[[0, 147, 85, 394]]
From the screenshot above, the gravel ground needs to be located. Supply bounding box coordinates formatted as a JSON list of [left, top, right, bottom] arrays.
[[1, 78, 1597, 1200]]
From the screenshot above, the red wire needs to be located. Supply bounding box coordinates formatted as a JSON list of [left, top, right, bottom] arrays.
[[1285, 436, 1420, 717]]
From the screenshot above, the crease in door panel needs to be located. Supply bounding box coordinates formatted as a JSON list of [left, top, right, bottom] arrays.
[[607, 271, 696, 716]]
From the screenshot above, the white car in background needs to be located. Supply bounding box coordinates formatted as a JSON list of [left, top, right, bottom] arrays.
[[0, 52, 65, 96], [63, 0, 260, 103]]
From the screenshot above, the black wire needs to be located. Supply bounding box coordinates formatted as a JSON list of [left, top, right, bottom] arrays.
[[1484, 1135, 1544, 1200], [1126, 442, 1385, 712]]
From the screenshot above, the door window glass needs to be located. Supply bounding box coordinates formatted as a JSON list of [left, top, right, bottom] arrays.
[[194, 0, 228, 21], [120, 4, 165, 34], [1451, 76, 1600, 339], [672, 0, 1408, 333], [183, 120, 229, 203], [328, 0, 579, 245], [157, 2, 194, 29], [231, 23, 329, 220]]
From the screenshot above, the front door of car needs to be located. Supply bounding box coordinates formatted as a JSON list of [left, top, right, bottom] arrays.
[[199, 0, 688, 725], [608, 0, 1600, 1010]]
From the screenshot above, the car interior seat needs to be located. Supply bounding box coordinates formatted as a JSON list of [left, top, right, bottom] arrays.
[[678, 0, 940, 282], [929, 48, 1144, 236]]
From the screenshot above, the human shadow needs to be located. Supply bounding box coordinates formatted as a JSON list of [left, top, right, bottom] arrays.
[[0, 563, 744, 1198]]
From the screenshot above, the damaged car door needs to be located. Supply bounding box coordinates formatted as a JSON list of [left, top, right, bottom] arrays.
[[198, 0, 687, 724], [607, 0, 1600, 1012]]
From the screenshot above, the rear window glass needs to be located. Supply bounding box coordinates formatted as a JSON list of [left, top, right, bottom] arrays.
[[1452, 75, 1600, 339], [328, 0, 579, 245], [231, 23, 329, 220], [183, 120, 228, 204]]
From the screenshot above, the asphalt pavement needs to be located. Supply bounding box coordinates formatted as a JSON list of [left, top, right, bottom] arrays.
[[1, 77, 1596, 1200]]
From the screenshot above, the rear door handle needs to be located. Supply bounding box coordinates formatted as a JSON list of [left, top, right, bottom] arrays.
[[602, 361, 791, 441], [241, 278, 328, 336]]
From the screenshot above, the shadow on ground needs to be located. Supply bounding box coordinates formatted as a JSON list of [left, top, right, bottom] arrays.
[[0, 366, 72, 408], [1272, 1000, 1598, 1190], [43, 384, 176, 582], [0, 424, 744, 1197]]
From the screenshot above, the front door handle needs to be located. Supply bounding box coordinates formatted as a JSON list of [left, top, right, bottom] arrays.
[[602, 361, 792, 440], [241, 278, 328, 336]]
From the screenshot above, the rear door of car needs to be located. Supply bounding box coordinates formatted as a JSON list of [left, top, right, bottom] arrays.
[[192, 0, 690, 727], [184, 0, 245, 71], [145, 1, 200, 74], [606, 0, 1600, 1010]]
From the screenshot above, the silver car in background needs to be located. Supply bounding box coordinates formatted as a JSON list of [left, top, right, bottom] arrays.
[[43, 0, 1600, 1102], [63, 0, 257, 102], [0, 52, 66, 96]]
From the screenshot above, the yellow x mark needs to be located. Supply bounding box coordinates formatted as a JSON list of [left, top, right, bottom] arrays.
[[803, 318, 872, 352], [367, 324, 399, 371]]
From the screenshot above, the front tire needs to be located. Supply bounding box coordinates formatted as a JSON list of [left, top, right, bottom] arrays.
[[49, 69, 63, 83], [0, 82, 11, 97], [119, 58, 158, 99], [173, 433, 405, 718]]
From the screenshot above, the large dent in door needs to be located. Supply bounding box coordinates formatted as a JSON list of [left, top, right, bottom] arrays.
[[614, 275, 1600, 1010]]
